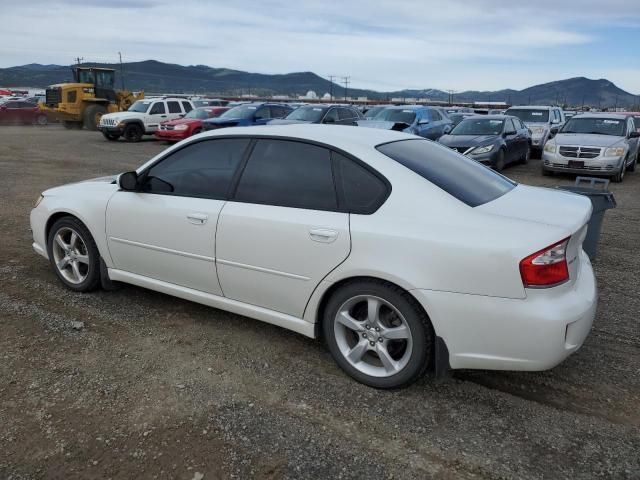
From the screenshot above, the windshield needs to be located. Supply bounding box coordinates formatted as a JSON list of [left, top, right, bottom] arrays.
[[185, 108, 209, 119], [374, 108, 416, 124], [561, 117, 625, 136], [219, 104, 257, 119], [128, 100, 150, 113], [285, 105, 326, 122], [449, 113, 469, 125], [506, 109, 549, 123], [450, 118, 504, 135], [377, 139, 515, 207], [364, 106, 385, 119]]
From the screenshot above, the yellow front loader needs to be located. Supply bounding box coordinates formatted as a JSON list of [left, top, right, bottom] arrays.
[[41, 66, 143, 130]]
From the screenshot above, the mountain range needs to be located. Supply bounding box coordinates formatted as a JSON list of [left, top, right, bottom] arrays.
[[1, 60, 638, 108]]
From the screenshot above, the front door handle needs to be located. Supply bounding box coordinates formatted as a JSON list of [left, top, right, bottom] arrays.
[[309, 228, 338, 243], [187, 213, 208, 225]]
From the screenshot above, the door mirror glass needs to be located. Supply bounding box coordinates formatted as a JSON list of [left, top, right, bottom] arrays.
[[629, 131, 640, 138], [118, 171, 138, 191]]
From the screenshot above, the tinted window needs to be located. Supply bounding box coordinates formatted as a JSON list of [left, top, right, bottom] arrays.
[[181, 101, 193, 113], [149, 102, 166, 115], [324, 108, 339, 123], [254, 107, 270, 120], [335, 153, 388, 214], [235, 140, 337, 210], [270, 106, 289, 118], [141, 139, 249, 199], [430, 109, 442, 121], [338, 108, 354, 120], [504, 118, 516, 133], [377, 139, 515, 207], [167, 101, 181, 114], [375, 109, 416, 124]]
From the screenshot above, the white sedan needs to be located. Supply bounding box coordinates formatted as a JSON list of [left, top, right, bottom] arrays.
[[30, 125, 597, 388]]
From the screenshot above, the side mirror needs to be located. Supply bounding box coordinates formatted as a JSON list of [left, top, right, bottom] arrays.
[[551, 119, 560, 124], [118, 171, 139, 191], [628, 131, 640, 138], [550, 126, 559, 134]]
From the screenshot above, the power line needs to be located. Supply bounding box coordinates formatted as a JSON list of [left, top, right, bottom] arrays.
[[342, 76, 350, 101], [74, 56, 84, 65]]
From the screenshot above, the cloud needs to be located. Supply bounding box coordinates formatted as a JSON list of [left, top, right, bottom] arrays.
[[0, 0, 639, 92]]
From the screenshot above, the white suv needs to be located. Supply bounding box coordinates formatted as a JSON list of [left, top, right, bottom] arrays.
[[99, 98, 194, 142]]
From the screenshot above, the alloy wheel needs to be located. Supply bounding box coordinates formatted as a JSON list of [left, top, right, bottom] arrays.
[[51, 227, 90, 284], [333, 295, 413, 377]]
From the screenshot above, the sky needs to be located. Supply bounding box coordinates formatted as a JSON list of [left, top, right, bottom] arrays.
[[1, 0, 640, 94]]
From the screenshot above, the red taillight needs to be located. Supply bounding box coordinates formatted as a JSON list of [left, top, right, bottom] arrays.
[[519, 238, 570, 288]]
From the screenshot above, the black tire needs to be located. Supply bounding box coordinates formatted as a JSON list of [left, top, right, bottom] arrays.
[[83, 104, 107, 131], [521, 144, 531, 164], [322, 280, 433, 389], [123, 123, 143, 142], [46, 216, 101, 292], [493, 149, 506, 171], [36, 114, 48, 126], [102, 132, 120, 141], [627, 152, 637, 172], [612, 157, 626, 183]]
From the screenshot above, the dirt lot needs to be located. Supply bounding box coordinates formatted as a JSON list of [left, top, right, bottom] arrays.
[[1, 125, 639, 480]]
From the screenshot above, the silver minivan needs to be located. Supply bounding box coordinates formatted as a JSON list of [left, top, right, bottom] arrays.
[[541, 113, 640, 182], [505, 105, 565, 153]]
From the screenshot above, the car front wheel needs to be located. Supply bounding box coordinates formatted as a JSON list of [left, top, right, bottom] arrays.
[[323, 280, 433, 389], [47, 217, 101, 292]]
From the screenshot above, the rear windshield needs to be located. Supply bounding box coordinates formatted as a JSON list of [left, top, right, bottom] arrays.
[[376, 139, 515, 207], [505, 109, 549, 123]]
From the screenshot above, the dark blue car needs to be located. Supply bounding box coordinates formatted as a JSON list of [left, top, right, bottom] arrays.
[[202, 103, 293, 130]]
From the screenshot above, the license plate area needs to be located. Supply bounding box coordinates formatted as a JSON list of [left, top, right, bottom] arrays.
[[568, 160, 584, 168]]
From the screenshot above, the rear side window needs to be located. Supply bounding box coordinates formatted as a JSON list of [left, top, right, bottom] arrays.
[[149, 102, 166, 115], [181, 101, 193, 113], [234, 140, 337, 210], [167, 101, 181, 114], [334, 153, 388, 214], [338, 108, 354, 120], [430, 109, 442, 121], [141, 138, 250, 199], [377, 139, 515, 207]]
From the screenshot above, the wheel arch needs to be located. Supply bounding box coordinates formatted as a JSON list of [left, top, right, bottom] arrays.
[[45, 210, 108, 261]]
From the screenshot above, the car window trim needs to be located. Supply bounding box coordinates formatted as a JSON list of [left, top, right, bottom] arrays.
[[135, 137, 254, 201]]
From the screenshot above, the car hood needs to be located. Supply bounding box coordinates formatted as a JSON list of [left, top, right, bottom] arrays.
[[43, 175, 119, 196], [551, 133, 624, 147], [267, 119, 312, 125], [356, 120, 413, 131], [80, 175, 117, 184], [439, 134, 498, 148], [203, 117, 250, 126], [102, 111, 144, 122], [162, 118, 199, 126]]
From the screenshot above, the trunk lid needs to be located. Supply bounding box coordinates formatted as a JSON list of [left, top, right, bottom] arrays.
[[478, 184, 592, 285]]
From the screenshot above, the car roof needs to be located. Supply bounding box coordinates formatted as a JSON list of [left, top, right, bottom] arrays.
[[507, 105, 556, 110], [572, 113, 629, 120], [199, 123, 414, 149], [462, 114, 511, 120]]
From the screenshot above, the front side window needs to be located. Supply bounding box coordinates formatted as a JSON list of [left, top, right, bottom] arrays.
[[338, 108, 354, 120], [377, 139, 515, 207], [430, 109, 442, 121], [323, 108, 340, 123], [167, 101, 181, 114], [185, 108, 209, 119], [504, 118, 516, 133], [220, 104, 257, 119], [234, 140, 337, 210], [254, 107, 270, 120], [129, 100, 151, 113], [181, 101, 193, 113], [141, 139, 250, 199], [149, 102, 166, 115]]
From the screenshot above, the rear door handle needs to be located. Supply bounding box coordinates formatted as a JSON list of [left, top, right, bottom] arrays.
[[309, 228, 338, 243], [187, 213, 208, 225]]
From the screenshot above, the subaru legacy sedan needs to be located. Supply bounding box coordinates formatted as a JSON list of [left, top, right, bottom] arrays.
[[30, 125, 596, 389], [542, 114, 639, 182]]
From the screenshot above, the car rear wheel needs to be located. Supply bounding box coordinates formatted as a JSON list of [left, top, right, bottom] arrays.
[[47, 217, 101, 292], [123, 123, 143, 142], [323, 280, 433, 389], [494, 149, 506, 171], [36, 114, 48, 126]]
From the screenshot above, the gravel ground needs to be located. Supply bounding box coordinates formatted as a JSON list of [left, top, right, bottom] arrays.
[[0, 125, 638, 480]]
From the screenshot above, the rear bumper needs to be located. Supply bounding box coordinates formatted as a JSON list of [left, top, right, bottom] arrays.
[[154, 129, 190, 141], [412, 250, 596, 371]]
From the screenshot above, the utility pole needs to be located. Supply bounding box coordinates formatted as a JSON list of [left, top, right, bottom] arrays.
[[328, 75, 336, 101], [614, 94, 619, 111], [447, 89, 455, 106], [342, 76, 350, 101], [118, 52, 125, 90], [74, 56, 84, 65]]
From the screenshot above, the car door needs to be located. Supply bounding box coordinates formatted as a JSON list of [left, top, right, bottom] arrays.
[[270, 106, 290, 120], [337, 108, 355, 125], [423, 109, 442, 140], [105, 138, 251, 294], [166, 100, 184, 121], [146, 101, 168, 131], [215, 139, 350, 317], [628, 118, 639, 160], [502, 118, 519, 163]]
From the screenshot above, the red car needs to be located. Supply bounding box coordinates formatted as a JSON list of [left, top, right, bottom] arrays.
[[0, 100, 48, 125], [155, 106, 229, 141]]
